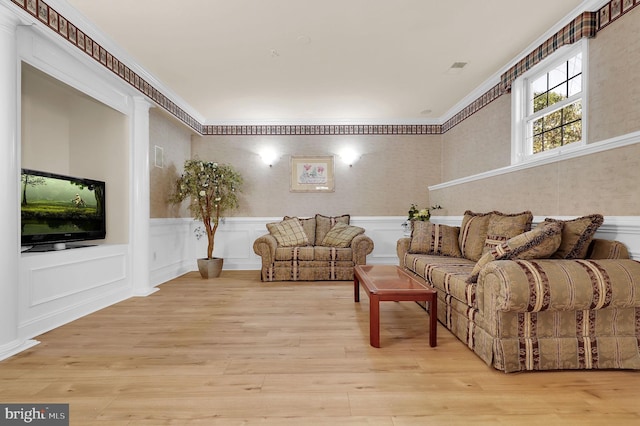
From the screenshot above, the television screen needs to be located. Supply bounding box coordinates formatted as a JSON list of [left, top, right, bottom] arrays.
[[21, 169, 106, 250]]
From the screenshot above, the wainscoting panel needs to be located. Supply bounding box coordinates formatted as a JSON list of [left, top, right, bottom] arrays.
[[150, 216, 640, 285], [19, 244, 131, 339], [150, 217, 408, 284]]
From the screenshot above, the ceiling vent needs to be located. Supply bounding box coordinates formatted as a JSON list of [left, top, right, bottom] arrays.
[[445, 62, 468, 75]]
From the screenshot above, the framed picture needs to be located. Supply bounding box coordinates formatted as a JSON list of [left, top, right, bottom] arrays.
[[290, 155, 335, 192]]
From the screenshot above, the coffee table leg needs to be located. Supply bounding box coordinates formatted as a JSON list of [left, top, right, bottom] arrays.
[[429, 296, 437, 347], [369, 295, 380, 348], [354, 276, 360, 302]]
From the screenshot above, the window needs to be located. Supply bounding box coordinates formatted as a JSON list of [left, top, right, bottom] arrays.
[[512, 40, 587, 164]]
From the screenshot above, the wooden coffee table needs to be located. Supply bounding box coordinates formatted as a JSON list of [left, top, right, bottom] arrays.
[[354, 265, 437, 348]]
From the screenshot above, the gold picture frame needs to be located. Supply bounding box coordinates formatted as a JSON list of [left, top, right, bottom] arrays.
[[290, 155, 335, 192]]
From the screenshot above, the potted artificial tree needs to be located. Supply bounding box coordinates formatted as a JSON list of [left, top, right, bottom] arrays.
[[170, 159, 243, 278]]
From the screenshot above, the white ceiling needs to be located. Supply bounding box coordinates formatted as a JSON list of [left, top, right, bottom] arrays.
[[62, 0, 590, 125]]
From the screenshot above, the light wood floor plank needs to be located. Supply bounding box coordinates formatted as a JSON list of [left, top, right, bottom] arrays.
[[1, 271, 639, 425]]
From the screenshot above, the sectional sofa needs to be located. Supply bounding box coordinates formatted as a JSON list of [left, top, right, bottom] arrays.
[[397, 211, 640, 372]]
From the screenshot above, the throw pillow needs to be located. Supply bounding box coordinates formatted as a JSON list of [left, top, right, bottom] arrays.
[[458, 211, 493, 262], [409, 221, 462, 257], [320, 222, 365, 247], [266, 217, 309, 247], [483, 211, 533, 254], [284, 216, 316, 245], [315, 214, 350, 245], [467, 221, 563, 283], [544, 214, 604, 259]]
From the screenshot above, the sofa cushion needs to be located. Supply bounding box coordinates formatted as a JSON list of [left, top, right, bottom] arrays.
[[409, 222, 462, 257], [544, 214, 604, 259], [459, 211, 492, 262], [274, 246, 352, 262], [483, 211, 533, 254], [320, 222, 365, 247], [403, 254, 476, 307], [468, 221, 564, 282], [284, 216, 316, 245], [313, 246, 354, 261], [266, 217, 309, 247], [315, 214, 350, 245], [274, 246, 315, 261]]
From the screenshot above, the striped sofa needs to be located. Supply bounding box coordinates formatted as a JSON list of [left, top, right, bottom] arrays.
[[397, 211, 640, 373], [254, 214, 374, 281]]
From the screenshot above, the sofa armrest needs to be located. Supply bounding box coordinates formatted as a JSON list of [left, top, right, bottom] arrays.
[[351, 234, 374, 265], [396, 237, 411, 266], [253, 234, 277, 267], [477, 258, 640, 314], [588, 239, 630, 259]]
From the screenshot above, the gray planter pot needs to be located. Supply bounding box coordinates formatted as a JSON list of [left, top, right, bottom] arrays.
[[197, 257, 224, 279]]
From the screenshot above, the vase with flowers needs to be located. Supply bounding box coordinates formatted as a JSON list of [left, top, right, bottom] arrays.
[[402, 204, 443, 234], [170, 158, 243, 278]]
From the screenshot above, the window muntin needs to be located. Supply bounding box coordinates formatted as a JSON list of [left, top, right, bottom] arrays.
[[525, 51, 583, 154]]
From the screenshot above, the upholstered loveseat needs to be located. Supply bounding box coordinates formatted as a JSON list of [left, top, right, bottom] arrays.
[[398, 211, 640, 373], [254, 214, 374, 281]]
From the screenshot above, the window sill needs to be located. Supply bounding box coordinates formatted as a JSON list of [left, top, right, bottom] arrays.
[[429, 130, 640, 191]]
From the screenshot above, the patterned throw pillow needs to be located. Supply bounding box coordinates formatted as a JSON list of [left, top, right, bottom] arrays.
[[483, 211, 533, 254], [320, 222, 365, 247], [284, 216, 316, 245], [458, 211, 492, 262], [315, 214, 350, 245], [467, 221, 563, 283], [544, 214, 604, 259], [266, 217, 309, 247], [409, 222, 462, 257]]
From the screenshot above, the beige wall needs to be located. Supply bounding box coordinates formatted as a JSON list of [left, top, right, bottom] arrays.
[[149, 108, 193, 218], [433, 143, 640, 216], [432, 9, 640, 217], [21, 64, 130, 244], [187, 134, 442, 217], [441, 95, 511, 182], [588, 10, 640, 143]]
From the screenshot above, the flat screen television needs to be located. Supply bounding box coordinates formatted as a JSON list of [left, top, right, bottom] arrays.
[[21, 168, 106, 252]]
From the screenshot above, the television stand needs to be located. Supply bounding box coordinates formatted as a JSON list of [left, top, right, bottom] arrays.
[[23, 243, 96, 253]]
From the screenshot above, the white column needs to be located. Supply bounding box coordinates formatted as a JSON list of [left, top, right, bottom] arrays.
[[131, 96, 156, 296], [0, 8, 38, 360]]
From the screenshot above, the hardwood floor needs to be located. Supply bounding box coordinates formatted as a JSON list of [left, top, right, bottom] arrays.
[[1, 271, 639, 425]]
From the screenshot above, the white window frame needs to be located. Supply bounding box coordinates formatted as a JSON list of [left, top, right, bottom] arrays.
[[511, 39, 589, 165]]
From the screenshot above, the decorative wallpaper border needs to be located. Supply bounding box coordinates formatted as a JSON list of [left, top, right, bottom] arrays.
[[500, 12, 597, 93], [599, 0, 639, 29], [7, 0, 639, 137], [441, 83, 504, 133], [202, 124, 441, 136]]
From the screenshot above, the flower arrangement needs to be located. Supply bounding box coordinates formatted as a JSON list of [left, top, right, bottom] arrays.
[[408, 204, 431, 222], [170, 159, 243, 259]]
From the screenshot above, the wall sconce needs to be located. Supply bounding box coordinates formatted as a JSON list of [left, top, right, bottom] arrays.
[[260, 150, 278, 167], [339, 148, 360, 167]]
